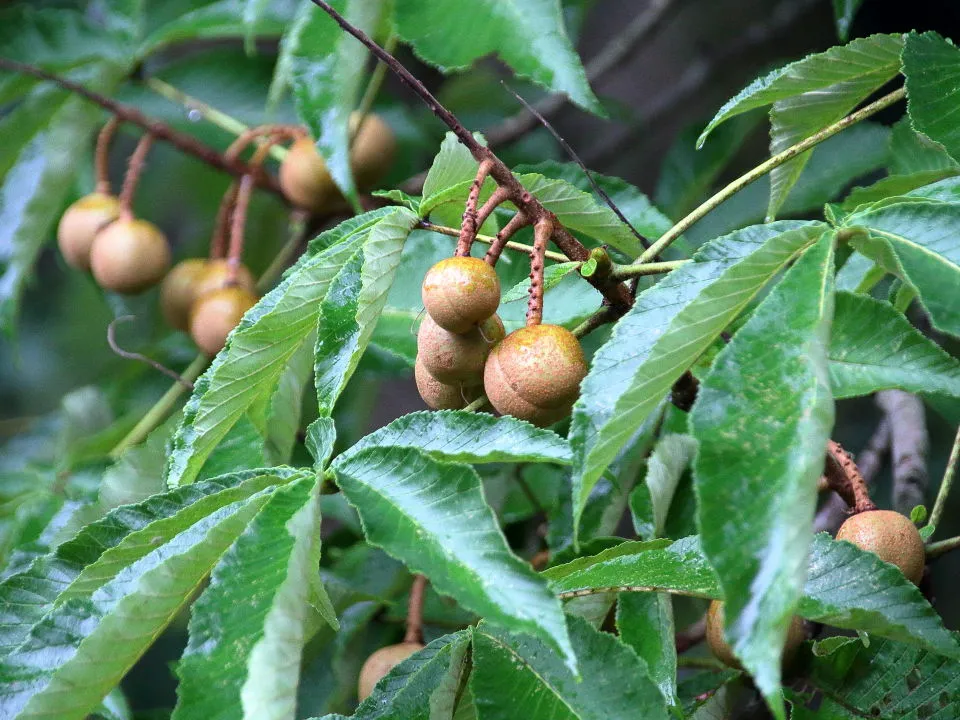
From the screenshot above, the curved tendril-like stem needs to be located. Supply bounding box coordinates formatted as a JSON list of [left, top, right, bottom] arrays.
[[526, 219, 552, 326], [118, 133, 154, 220], [484, 212, 530, 266], [456, 159, 494, 256], [929, 424, 960, 536], [107, 316, 194, 389], [94, 118, 120, 195]]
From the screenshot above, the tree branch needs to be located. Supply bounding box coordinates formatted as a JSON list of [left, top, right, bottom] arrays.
[[0, 58, 286, 199], [876, 390, 929, 515]]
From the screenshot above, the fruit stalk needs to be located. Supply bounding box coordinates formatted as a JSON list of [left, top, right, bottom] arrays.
[[404, 575, 427, 645], [117, 133, 154, 221], [456, 159, 494, 256], [526, 219, 551, 326], [94, 118, 120, 195], [825, 439, 877, 514], [484, 212, 530, 266]]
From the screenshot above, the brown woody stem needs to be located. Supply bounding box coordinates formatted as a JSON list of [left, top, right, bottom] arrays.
[[526, 219, 551, 326], [485, 212, 530, 266], [118, 133, 154, 220], [94, 118, 120, 194], [404, 574, 427, 644], [457, 159, 493, 256], [825, 440, 877, 513], [474, 186, 509, 236]]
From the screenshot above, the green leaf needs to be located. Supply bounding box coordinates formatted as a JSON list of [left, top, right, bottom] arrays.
[[420, 133, 490, 216], [351, 410, 572, 464], [629, 434, 697, 540], [394, 0, 600, 114], [0, 468, 295, 656], [289, 0, 387, 207], [903, 31, 960, 165], [829, 292, 960, 399], [472, 615, 669, 719], [331, 445, 576, 671], [692, 234, 835, 716], [165, 209, 394, 488], [501, 261, 580, 303], [255, 334, 314, 465], [569, 221, 825, 541], [315, 631, 472, 720], [845, 200, 960, 336], [315, 208, 417, 415], [889, 117, 959, 175], [841, 170, 959, 211], [174, 476, 326, 720], [833, 0, 865, 41], [0, 491, 274, 720], [616, 593, 677, 707]]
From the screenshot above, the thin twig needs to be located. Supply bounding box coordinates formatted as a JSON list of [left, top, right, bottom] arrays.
[[929, 424, 960, 536], [457, 159, 493, 256], [404, 575, 427, 644], [926, 534, 960, 559], [610, 259, 688, 279], [502, 82, 650, 251], [825, 440, 877, 514], [0, 58, 287, 199], [118, 133, 154, 220], [107, 316, 195, 389], [418, 220, 567, 262], [94, 118, 120, 194], [351, 34, 397, 145], [876, 391, 929, 515], [815, 420, 890, 533], [526, 219, 551, 326]]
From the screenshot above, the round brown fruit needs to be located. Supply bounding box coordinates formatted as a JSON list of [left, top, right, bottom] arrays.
[[415, 356, 482, 410], [417, 313, 504, 385], [192, 259, 256, 299], [278, 112, 396, 211], [483, 324, 587, 427], [189, 286, 258, 356], [357, 642, 424, 702], [160, 259, 208, 331], [706, 600, 805, 670], [57, 193, 121, 271], [421, 256, 500, 334], [89, 218, 171, 294], [836, 510, 925, 584]]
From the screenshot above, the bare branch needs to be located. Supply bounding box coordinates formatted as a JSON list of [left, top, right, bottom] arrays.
[[876, 390, 929, 515]]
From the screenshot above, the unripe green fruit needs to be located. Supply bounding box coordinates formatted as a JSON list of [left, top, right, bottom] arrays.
[[421, 256, 500, 333], [706, 600, 805, 670], [836, 510, 925, 584], [279, 112, 396, 211], [417, 313, 504, 385], [57, 193, 121, 271], [415, 357, 482, 410], [189, 286, 258, 356], [89, 218, 171, 294], [483, 324, 587, 427], [357, 642, 423, 702]]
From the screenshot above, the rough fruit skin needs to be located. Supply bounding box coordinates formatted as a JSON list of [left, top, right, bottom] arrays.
[[421, 257, 500, 333], [836, 510, 925, 584], [161, 259, 208, 330], [279, 113, 395, 211], [417, 314, 504, 385], [706, 600, 805, 670], [189, 286, 258, 356], [415, 357, 481, 410], [483, 324, 587, 426], [57, 193, 120, 271], [357, 642, 423, 702], [89, 218, 171, 294]]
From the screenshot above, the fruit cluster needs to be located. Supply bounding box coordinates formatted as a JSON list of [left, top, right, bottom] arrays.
[[415, 255, 588, 426]]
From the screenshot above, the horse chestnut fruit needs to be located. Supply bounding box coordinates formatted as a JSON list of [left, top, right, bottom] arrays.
[[415, 357, 481, 410], [189, 286, 258, 356], [417, 313, 504, 385], [57, 192, 120, 271], [89, 218, 171, 294], [706, 600, 805, 670], [162, 259, 256, 331], [357, 642, 424, 702], [421, 256, 500, 333], [836, 510, 925, 584], [483, 324, 587, 426]]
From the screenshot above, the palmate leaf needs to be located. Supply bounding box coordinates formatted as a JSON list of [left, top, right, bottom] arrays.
[[165, 208, 396, 488], [845, 200, 960, 336], [351, 411, 572, 465], [393, 0, 600, 114], [315, 208, 418, 416], [0, 490, 276, 720], [569, 221, 826, 542], [331, 445, 576, 671], [697, 33, 903, 218], [692, 234, 835, 717], [0, 468, 297, 656], [288, 0, 388, 208], [471, 615, 670, 720], [829, 292, 960, 399], [312, 631, 472, 720], [903, 31, 960, 165], [174, 476, 327, 720], [545, 534, 960, 661]]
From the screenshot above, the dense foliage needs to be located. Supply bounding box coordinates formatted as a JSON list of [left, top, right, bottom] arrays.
[[1, 2, 960, 719]]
